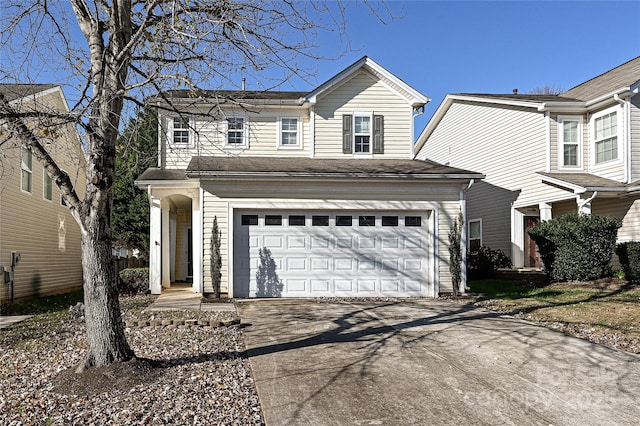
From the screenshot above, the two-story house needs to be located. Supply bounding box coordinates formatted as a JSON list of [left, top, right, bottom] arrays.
[[0, 84, 86, 302], [415, 56, 640, 268], [136, 57, 483, 298]]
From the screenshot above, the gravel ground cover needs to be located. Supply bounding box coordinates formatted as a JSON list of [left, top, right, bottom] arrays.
[[0, 295, 264, 425]]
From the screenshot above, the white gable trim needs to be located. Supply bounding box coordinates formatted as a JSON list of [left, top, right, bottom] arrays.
[[305, 56, 429, 108]]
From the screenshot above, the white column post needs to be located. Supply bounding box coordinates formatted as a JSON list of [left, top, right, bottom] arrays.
[[511, 207, 525, 268], [149, 196, 162, 294], [161, 200, 171, 289], [191, 189, 203, 293], [539, 202, 552, 222]]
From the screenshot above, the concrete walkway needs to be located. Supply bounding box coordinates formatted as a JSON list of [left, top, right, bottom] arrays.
[[238, 299, 640, 426], [148, 285, 236, 313]]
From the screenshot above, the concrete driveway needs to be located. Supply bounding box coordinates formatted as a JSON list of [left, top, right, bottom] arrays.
[[237, 299, 640, 426]]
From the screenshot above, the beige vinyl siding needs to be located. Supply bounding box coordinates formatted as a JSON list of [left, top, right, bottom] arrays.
[[465, 181, 518, 255], [202, 192, 229, 294], [552, 199, 577, 218], [416, 101, 568, 260], [631, 94, 640, 182], [437, 201, 462, 294], [162, 108, 310, 169], [594, 198, 640, 242], [313, 70, 412, 159], [0, 91, 85, 301]]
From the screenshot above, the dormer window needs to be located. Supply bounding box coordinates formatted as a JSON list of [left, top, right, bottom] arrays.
[[169, 115, 193, 148], [226, 117, 248, 148], [342, 113, 384, 155], [354, 114, 371, 153]]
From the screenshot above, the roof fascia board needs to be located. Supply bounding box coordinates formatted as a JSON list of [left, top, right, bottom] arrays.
[[537, 173, 631, 194], [186, 171, 485, 180], [305, 56, 428, 107]]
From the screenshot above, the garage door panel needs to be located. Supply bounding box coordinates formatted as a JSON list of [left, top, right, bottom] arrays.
[[234, 211, 431, 298]]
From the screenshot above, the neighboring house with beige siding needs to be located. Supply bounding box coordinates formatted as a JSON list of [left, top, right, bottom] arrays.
[[136, 57, 483, 298], [415, 56, 640, 268], [0, 84, 85, 302]]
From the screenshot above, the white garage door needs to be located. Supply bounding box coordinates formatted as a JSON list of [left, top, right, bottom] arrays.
[[233, 210, 431, 298]]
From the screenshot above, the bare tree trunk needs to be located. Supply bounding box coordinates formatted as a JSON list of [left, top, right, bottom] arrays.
[[77, 211, 134, 372]]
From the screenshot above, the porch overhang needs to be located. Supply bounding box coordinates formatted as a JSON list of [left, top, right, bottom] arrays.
[[537, 172, 640, 197], [184, 156, 485, 182]]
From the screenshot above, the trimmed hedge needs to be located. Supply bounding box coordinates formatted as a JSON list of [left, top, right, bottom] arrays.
[[528, 213, 621, 282], [118, 267, 150, 294], [467, 246, 513, 280], [616, 242, 640, 282]]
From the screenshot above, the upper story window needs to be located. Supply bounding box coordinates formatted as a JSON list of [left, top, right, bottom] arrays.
[[354, 114, 371, 153], [342, 113, 384, 155], [279, 117, 300, 148], [592, 108, 619, 165], [169, 115, 193, 148], [226, 117, 248, 148], [43, 172, 53, 201], [558, 116, 582, 169], [21, 146, 32, 193], [468, 219, 482, 252]]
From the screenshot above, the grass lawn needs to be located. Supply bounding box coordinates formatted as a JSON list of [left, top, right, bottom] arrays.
[[469, 278, 640, 354]]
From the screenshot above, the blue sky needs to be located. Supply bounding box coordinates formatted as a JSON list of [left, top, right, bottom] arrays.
[[301, 0, 640, 132], [10, 1, 640, 134]]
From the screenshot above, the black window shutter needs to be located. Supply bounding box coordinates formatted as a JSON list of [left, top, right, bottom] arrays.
[[373, 115, 384, 154], [342, 114, 353, 154]]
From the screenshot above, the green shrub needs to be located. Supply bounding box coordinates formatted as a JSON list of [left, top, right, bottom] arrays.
[[528, 213, 621, 282], [616, 242, 640, 282], [118, 268, 150, 294], [467, 246, 513, 280]]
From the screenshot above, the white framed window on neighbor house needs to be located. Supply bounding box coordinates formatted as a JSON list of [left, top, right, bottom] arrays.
[[468, 219, 482, 252], [43, 172, 53, 201], [21, 146, 33, 193], [592, 106, 621, 165], [169, 115, 194, 148], [558, 116, 582, 169], [225, 117, 248, 148], [278, 117, 301, 148]]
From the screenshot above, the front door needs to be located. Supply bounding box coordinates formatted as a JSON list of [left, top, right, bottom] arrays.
[[523, 217, 542, 268]]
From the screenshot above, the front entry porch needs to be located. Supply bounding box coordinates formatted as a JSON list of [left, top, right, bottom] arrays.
[[148, 186, 203, 295]]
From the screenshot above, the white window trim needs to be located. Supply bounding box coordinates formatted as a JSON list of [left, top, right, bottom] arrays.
[[43, 171, 53, 202], [591, 105, 623, 168], [20, 146, 33, 194], [353, 111, 373, 156], [468, 218, 482, 251], [277, 116, 302, 149], [224, 116, 249, 149], [558, 115, 583, 170], [168, 115, 195, 149]]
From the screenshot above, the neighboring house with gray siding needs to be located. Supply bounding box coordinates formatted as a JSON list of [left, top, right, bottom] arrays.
[[136, 56, 483, 298], [415, 56, 640, 268], [0, 84, 86, 302]]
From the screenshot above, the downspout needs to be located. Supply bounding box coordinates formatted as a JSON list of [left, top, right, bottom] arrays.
[[613, 94, 632, 183], [460, 179, 476, 292], [577, 191, 598, 215]]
